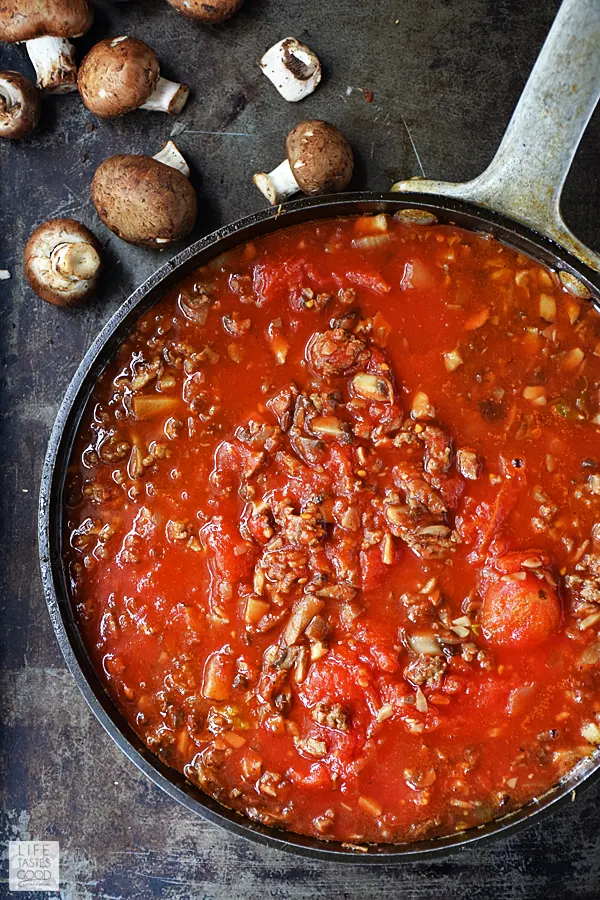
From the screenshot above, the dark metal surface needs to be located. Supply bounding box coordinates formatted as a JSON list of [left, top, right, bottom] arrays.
[[3, 0, 600, 896]]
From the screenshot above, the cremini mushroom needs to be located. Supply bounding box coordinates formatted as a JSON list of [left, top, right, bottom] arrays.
[[24, 218, 102, 305], [259, 38, 321, 102], [166, 0, 245, 23], [78, 36, 189, 118], [92, 141, 197, 246], [0, 0, 93, 93], [0, 71, 40, 139], [254, 120, 354, 205]]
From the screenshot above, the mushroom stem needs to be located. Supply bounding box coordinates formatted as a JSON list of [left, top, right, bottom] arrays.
[[51, 241, 101, 282], [260, 38, 322, 102], [26, 37, 78, 93], [153, 140, 190, 177], [253, 159, 299, 205], [141, 76, 189, 114]]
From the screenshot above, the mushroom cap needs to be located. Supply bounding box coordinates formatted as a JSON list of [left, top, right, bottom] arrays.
[[24, 217, 103, 306], [286, 120, 354, 196], [92, 155, 198, 246], [78, 37, 160, 118], [0, 71, 40, 139], [166, 0, 245, 23], [0, 0, 93, 42]]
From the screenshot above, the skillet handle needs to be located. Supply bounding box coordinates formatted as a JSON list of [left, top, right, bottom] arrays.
[[392, 0, 600, 275]]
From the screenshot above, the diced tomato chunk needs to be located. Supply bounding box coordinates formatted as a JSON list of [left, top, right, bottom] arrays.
[[481, 573, 560, 648], [202, 516, 256, 582]]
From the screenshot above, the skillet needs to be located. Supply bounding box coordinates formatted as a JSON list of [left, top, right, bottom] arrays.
[[39, 0, 600, 861]]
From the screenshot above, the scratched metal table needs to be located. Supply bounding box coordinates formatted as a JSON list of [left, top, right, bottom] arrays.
[[2, 0, 600, 897]]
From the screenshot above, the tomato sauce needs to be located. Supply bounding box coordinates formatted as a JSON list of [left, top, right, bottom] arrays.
[[65, 214, 600, 844]]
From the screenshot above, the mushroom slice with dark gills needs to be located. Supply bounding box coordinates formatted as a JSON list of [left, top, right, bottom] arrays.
[[306, 328, 370, 378]]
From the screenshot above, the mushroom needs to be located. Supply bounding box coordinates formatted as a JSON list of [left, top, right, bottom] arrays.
[[24, 218, 102, 305], [0, 0, 93, 93], [92, 141, 197, 246], [254, 120, 354, 205], [259, 38, 321, 102], [166, 0, 245, 23], [78, 37, 189, 118], [0, 71, 40, 139]]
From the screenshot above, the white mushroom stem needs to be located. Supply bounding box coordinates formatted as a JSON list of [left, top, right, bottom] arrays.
[[51, 241, 101, 282], [253, 159, 299, 205], [259, 38, 321, 102], [26, 37, 78, 93], [141, 76, 189, 114], [153, 140, 190, 177]]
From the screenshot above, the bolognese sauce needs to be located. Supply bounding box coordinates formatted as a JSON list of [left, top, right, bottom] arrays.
[[65, 213, 600, 844]]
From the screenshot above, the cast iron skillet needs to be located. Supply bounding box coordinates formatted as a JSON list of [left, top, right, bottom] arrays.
[[39, 0, 600, 861]]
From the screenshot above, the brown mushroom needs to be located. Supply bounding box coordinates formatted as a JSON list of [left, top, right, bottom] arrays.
[[0, 71, 40, 139], [0, 0, 93, 93], [166, 0, 245, 23], [78, 36, 189, 118], [254, 120, 354, 205], [92, 141, 197, 246], [24, 218, 103, 305]]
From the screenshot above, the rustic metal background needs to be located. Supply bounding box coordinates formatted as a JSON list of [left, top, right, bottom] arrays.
[[2, 0, 600, 896]]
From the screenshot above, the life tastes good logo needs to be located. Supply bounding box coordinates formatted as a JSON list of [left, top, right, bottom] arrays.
[[8, 842, 59, 892]]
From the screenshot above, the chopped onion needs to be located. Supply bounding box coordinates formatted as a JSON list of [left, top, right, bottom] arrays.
[[464, 308, 489, 331], [564, 296, 581, 324], [354, 214, 388, 234], [578, 611, 600, 631], [443, 348, 463, 372], [581, 722, 600, 745], [539, 293, 556, 322], [563, 347, 585, 370], [415, 687, 428, 713], [351, 234, 392, 250], [358, 795, 383, 816], [411, 391, 435, 419], [377, 703, 394, 722], [579, 642, 600, 665], [407, 633, 443, 656]]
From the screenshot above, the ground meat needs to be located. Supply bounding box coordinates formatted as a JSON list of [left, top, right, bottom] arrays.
[[279, 506, 325, 548], [260, 546, 310, 593], [404, 653, 447, 688], [312, 701, 349, 731], [456, 449, 481, 480], [386, 504, 456, 559], [566, 552, 600, 618], [97, 432, 130, 463], [404, 524, 457, 560], [419, 426, 453, 475], [266, 384, 299, 431], [392, 465, 447, 516], [307, 328, 370, 378], [236, 419, 281, 452]]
